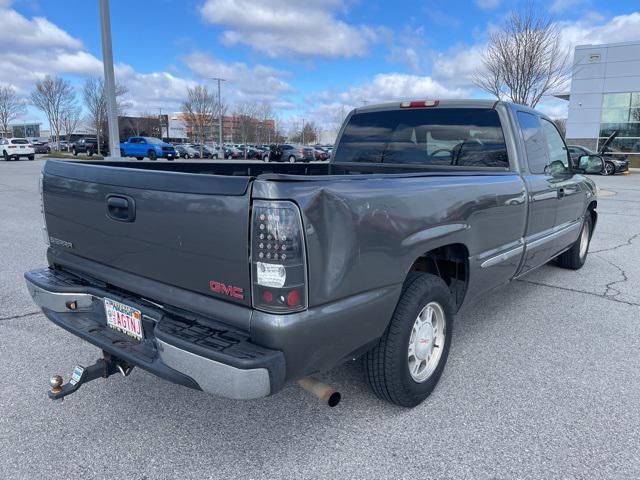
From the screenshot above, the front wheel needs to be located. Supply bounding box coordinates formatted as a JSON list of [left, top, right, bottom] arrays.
[[72, 149, 77, 156], [148, 150, 157, 161], [602, 161, 615, 176], [364, 273, 454, 407], [556, 215, 592, 270]]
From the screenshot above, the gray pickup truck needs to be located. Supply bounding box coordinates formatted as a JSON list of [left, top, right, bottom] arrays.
[[25, 100, 604, 407]]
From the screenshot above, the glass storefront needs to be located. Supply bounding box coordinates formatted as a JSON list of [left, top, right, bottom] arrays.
[[599, 92, 640, 154]]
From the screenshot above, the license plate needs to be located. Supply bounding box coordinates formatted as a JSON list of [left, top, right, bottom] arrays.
[[104, 298, 143, 340]]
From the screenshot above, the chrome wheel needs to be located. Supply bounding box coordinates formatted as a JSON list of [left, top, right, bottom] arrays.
[[579, 219, 590, 259], [408, 301, 446, 383], [603, 162, 615, 175]]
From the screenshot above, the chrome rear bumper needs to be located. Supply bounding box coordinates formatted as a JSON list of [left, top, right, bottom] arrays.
[[25, 268, 282, 400]]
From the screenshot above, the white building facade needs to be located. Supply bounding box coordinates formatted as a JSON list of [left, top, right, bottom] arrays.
[[564, 41, 640, 165]]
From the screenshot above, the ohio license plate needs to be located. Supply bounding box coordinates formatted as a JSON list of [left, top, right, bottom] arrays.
[[104, 298, 143, 340]]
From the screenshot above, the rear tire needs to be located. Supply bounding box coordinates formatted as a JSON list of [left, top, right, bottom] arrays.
[[28, 155, 34, 161], [602, 161, 615, 176], [364, 273, 454, 407], [556, 215, 592, 270], [120, 149, 125, 157], [288, 155, 296, 163], [3, 151, 8, 161]]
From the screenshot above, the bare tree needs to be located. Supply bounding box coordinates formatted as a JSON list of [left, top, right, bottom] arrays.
[[61, 105, 81, 150], [234, 101, 260, 157], [82, 78, 128, 155], [182, 85, 223, 156], [474, 5, 569, 107], [290, 120, 319, 145], [331, 105, 347, 139], [256, 102, 275, 144], [0, 85, 26, 138], [31, 76, 77, 147], [553, 118, 567, 138]]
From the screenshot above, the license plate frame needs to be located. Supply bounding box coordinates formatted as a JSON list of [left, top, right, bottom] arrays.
[[104, 298, 144, 340]]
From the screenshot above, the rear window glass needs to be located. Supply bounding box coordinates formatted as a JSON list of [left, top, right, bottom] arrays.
[[333, 108, 509, 168], [11, 139, 29, 144]]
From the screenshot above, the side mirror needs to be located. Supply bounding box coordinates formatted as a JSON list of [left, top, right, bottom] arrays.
[[578, 154, 604, 174]]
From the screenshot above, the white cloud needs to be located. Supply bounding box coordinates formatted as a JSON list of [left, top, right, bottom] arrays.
[[550, 0, 586, 14], [199, 0, 381, 58], [183, 52, 295, 105], [558, 12, 640, 48], [304, 73, 469, 128], [475, 0, 500, 10], [0, 3, 297, 121]]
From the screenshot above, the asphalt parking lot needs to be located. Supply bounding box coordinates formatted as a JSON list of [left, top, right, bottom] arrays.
[[1, 159, 639, 479]]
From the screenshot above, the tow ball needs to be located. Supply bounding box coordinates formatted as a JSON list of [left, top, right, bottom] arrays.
[[48, 354, 134, 402]]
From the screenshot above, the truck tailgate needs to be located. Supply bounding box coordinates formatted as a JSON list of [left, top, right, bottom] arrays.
[[42, 160, 253, 307]]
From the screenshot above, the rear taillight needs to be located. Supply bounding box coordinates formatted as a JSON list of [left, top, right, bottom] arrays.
[[251, 200, 307, 313], [39, 170, 49, 246]]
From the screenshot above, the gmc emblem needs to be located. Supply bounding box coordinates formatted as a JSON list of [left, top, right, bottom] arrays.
[[209, 280, 244, 300]]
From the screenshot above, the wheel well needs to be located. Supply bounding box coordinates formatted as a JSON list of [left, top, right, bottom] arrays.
[[408, 243, 469, 308], [588, 200, 598, 230]]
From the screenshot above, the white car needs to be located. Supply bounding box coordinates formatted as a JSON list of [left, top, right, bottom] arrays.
[[1, 138, 35, 161]]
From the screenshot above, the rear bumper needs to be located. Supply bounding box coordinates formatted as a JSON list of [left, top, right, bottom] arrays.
[[25, 267, 285, 400]]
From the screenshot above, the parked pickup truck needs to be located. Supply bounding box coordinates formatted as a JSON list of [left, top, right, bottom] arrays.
[[119, 136, 177, 161], [26, 100, 604, 407]]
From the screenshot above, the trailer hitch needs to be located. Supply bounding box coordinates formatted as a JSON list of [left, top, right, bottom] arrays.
[[48, 353, 133, 402]]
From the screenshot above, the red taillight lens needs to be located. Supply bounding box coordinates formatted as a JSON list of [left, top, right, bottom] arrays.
[[286, 290, 300, 307], [251, 200, 307, 313]]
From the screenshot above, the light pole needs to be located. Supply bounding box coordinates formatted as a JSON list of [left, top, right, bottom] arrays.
[[302, 118, 305, 145], [210, 77, 225, 145], [99, 0, 120, 158]]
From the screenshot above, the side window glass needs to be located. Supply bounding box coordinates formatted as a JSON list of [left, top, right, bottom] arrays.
[[516, 111, 548, 173], [541, 119, 569, 174]]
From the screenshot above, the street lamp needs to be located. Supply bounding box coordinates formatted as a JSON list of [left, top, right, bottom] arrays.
[[99, 0, 120, 158], [209, 77, 225, 145]]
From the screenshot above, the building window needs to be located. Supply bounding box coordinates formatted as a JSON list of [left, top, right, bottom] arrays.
[[599, 92, 640, 154]]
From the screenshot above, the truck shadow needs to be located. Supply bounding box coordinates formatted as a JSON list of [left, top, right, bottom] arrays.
[[63, 278, 536, 460]]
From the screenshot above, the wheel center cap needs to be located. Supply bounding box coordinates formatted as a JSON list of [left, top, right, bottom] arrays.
[[415, 323, 434, 360]]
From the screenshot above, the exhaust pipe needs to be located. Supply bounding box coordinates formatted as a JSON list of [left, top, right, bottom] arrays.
[[297, 377, 341, 407]]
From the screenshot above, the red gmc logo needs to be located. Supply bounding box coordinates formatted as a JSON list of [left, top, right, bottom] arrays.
[[209, 280, 244, 300]]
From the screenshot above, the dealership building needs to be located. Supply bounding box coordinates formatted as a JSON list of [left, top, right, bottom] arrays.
[[560, 40, 640, 166]]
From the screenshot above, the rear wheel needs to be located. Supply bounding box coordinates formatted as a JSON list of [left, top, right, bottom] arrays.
[[602, 161, 615, 176], [365, 273, 454, 407], [288, 155, 296, 163], [3, 151, 8, 161], [556, 215, 592, 270], [120, 149, 125, 157], [148, 150, 157, 161], [28, 154, 34, 161]]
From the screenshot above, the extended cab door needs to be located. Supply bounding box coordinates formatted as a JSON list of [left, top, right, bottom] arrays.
[[515, 111, 560, 274], [539, 118, 585, 256]]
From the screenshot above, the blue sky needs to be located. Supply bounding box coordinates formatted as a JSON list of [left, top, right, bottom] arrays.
[[3, 0, 640, 131]]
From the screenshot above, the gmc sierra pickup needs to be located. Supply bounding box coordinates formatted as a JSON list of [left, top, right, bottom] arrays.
[[25, 100, 604, 407]]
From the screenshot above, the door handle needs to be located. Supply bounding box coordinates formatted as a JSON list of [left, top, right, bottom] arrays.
[[557, 188, 566, 199], [106, 195, 135, 222]]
